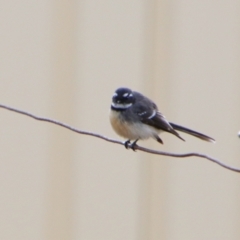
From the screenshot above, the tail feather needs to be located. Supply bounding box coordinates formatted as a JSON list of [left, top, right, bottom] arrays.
[[170, 122, 215, 143], [155, 135, 164, 144]]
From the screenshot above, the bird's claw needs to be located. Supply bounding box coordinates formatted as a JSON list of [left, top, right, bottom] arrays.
[[124, 140, 138, 151], [124, 140, 131, 149]]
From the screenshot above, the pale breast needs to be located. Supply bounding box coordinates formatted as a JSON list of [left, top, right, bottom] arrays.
[[109, 110, 159, 140]]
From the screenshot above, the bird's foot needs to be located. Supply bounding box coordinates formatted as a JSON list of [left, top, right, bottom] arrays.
[[124, 139, 138, 151], [124, 140, 131, 149]]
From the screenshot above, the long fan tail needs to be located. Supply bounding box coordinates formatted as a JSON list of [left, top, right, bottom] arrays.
[[170, 122, 215, 143]]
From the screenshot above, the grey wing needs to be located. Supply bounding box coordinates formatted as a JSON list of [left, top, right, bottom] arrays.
[[131, 98, 159, 122], [136, 104, 185, 141], [130, 101, 164, 143], [131, 92, 185, 142]]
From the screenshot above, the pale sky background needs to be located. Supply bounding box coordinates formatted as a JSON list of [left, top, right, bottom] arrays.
[[0, 0, 240, 240]]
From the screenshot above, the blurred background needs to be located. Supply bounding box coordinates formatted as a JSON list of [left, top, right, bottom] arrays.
[[0, 0, 240, 239]]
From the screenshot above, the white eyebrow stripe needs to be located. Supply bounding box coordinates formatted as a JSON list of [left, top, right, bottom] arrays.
[[148, 110, 157, 119], [113, 92, 118, 97]]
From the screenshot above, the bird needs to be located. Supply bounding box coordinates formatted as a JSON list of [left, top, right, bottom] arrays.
[[109, 87, 215, 148]]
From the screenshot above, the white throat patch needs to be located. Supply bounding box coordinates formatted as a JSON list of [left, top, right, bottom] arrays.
[[111, 102, 132, 109]]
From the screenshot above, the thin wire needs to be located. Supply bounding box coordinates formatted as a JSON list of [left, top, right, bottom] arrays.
[[0, 103, 239, 173]]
